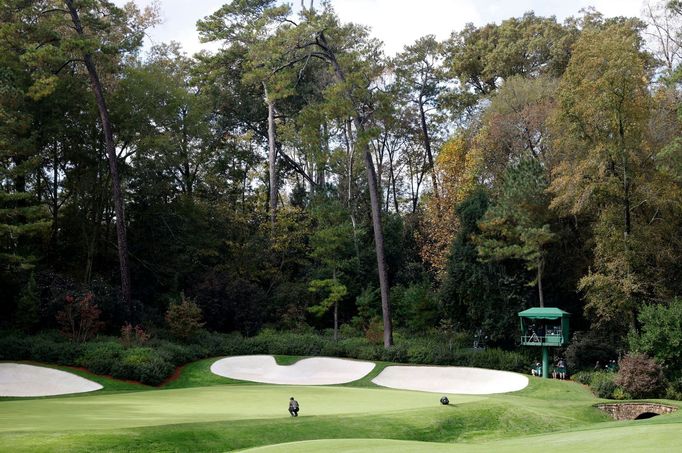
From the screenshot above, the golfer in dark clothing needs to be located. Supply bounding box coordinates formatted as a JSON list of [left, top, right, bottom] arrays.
[[289, 397, 299, 416]]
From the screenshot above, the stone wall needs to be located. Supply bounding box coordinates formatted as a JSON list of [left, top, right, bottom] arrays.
[[596, 403, 678, 420]]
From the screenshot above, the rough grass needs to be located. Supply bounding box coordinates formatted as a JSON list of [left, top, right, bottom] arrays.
[[1, 357, 679, 452]]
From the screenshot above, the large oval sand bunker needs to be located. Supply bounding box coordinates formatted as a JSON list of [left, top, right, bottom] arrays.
[[0, 363, 103, 397], [372, 366, 528, 394], [211, 355, 375, 385]]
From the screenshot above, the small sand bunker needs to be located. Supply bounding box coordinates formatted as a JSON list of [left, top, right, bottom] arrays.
[[372, 366, 528, 394], [0, 363, 103, 397], [211, 355, 375, 385]]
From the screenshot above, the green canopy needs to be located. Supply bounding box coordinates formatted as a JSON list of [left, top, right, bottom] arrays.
[[518, 307, 570, 320]]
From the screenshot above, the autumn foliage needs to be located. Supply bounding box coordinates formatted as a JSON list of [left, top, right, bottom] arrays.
[[55, 293, 103, 343], [615, 353, 665, 399], [418, 133, 482, 279]]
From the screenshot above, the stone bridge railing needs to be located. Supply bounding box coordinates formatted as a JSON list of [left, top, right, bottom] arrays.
[[596, 403, 678, 420]]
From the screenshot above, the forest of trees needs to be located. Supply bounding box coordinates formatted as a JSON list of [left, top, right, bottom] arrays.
[[3, 0, 682, 373]]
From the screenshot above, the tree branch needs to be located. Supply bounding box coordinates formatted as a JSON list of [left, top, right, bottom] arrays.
[[276, 143, 317, 186], [53, 59, 84, 74]]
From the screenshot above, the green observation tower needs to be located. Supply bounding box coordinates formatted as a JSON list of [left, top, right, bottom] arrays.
[[518, 307, 570, 378]]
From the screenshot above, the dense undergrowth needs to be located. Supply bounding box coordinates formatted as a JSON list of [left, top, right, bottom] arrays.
[[0, 329, 530, 385]]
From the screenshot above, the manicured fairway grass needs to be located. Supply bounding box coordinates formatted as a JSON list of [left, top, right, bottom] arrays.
[[0, 384, 482, 431], [0, 358, 680, 452]]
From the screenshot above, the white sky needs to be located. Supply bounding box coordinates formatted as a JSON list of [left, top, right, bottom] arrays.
[[117, 0, 647, 56]]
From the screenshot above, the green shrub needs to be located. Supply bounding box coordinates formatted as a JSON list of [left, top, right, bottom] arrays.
[[221, 332, 250, 356], [112, 347, 174, 386], [193, 330, 238, 356], [79, 340, 125, 375], [664, 378, 682, 401], [571, 371, 594, 386], [612, 387, 631, 400], [405, 338, 445, 364], [589, 371, 617, 398], [30, 334, 81, 365], [470, 348, 527, 372], [339, 323, 362, 338], [629, 299, 682, 375], [152, 339, 203, 364], [354, 344, 382, 361], [335, 337, 375, 358], [0, 331, 32, 360], [381, 344, 409, 363], [0, 331, 81, 364], [165, 295, 205, 341], [615, 353, 665, 399], [320, 340, 346, 358]]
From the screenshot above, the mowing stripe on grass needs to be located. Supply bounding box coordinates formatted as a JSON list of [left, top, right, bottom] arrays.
[[0, 384, 484, 432]]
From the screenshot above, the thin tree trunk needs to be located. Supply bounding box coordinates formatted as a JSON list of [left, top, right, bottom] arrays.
[[419, 99, 438, 196], [327, 55, 392, 348], [318, 123, 328, 189], [264, 83, 278, 229], [358, 138, 393, 347], [537, 257, 545, 308], [49, 143, 60, 251], [180, 109, 193, 198], [66, 0, 132, 316], [344, 121, 361, 262], [312, 31, 392, 346], [333, 268, 338, 342], [388, 147, 400, 213], [333, 300, 338, 341], [618, 115, 632, 280]]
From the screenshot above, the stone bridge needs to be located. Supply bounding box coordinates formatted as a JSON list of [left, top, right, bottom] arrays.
[[596, 403, 678, 420]]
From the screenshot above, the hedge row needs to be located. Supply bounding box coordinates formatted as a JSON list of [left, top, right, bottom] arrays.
[[0, 329, 529, 386]]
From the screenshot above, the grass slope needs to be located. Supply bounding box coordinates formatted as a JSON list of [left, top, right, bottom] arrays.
[[242, 417, 682, 453]]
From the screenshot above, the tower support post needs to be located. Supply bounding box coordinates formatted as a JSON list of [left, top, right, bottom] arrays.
[[542, 346, 549, 379]]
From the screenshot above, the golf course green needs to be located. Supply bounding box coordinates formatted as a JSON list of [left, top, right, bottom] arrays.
[[1, 357, 680, 452]]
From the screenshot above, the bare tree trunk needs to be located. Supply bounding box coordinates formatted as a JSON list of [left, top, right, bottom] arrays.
[[419, 99, 438, 196], [387, 145, 400, 213], [313, 31, 393, 347], [318, 123, 328, 189], [537, 257, 545, 308], [263, 83, 278, 229], [333, 300, 338, 341], [333, 268, 339, 341], [344, 120, 361, 262], [358, 138, 393, 347], [66, 0, 132, 316], [48, 143, 60, 251]]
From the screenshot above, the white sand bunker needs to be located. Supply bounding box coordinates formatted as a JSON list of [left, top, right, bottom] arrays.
[[372, 366, 528, 395], [0, 363, 103, 397], [211, 355, 375, 385]]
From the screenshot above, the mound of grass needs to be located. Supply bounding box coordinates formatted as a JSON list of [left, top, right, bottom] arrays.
[[240, 417, 682, 452]]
